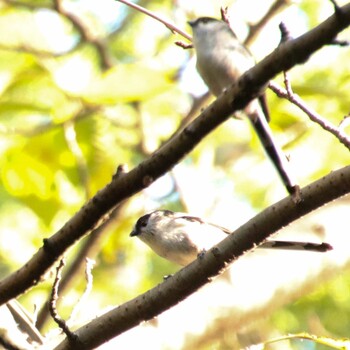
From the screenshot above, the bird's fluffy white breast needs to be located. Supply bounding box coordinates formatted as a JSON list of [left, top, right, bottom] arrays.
[[158, 215, 227, 250], [138, 212, 228, 265], [192, 21, 256, 96]]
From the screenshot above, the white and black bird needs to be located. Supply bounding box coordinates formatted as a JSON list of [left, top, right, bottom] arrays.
[[130, 210, 332, 266], [188, 17, 298, 195]]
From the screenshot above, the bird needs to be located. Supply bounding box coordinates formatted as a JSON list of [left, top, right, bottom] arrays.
[[130, 210, 332, 266], [188, 17, 299, 196]]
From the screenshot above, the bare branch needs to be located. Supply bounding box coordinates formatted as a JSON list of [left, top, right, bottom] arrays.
[[263, 332, 350, 348], [174, 41, 193, 49], [49, 259, 77, 342], [116, 0, 192, 41], [269, 81, 350, 150], [220, 6, 230, 24], [0, 2, 349, 310], [329, 0, 341, 13], [36, 163, 128, 330], [279, 21, 293, 43], [270, 22, 347, 155], [339, 114, 350, 129], [53, 165, 350, 350]]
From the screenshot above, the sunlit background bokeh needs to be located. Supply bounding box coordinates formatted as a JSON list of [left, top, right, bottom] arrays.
[[0, 0, 349, 348]]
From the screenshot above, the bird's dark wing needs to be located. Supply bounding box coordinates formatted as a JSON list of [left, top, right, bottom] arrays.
[[177, 215, 332, 252], [179, 215, 232, 235], [178, 215, 205, 224], [261, 241, 332, 252]]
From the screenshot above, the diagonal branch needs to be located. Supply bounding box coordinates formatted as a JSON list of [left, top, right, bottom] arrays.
[[53, 165, 350, 350], [0, 2, 349, 308], [36, 200, 127, 330], [115, 0, 192, 41], [269, 81, 350, 150]]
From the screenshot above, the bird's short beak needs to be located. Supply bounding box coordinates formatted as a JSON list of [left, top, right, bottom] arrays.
[[188, 20, 195, 27], [130, 229, 138, 237]]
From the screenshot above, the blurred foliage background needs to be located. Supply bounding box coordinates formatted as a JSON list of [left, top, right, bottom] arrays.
[[0, 0, 349, 349]]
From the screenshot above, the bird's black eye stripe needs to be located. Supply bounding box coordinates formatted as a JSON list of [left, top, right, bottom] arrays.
[[136, 214, 151, 229], [162, 210, 174, 217]]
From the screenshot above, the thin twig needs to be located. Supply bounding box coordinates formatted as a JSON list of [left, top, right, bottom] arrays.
[[329, 0, 341, 13], [220, 6, 230, 24], [115, 0, 192, 41], [36, 202, 127, 330], [49, 259, 77, 341], [37, 165, 128, 330], [262, 332, 350, 348], [329, 38, 350, 46], [339, 114, 350, 130], [283, 71, 293, 95], [275, 17, 349, 152], [279, 21, 293, 43], [269, 81, 350, 150], [174, 41, 192, 49]]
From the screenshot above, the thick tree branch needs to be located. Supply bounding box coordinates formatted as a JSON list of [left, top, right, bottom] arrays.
[[54, 165, 350, 350], [36, 201, 126, 330], [0, 3, 349, 309]]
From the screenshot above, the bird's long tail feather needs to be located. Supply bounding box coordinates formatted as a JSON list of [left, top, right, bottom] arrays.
[[260, 241, 332, 252], [249, 109, 298, 195]]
